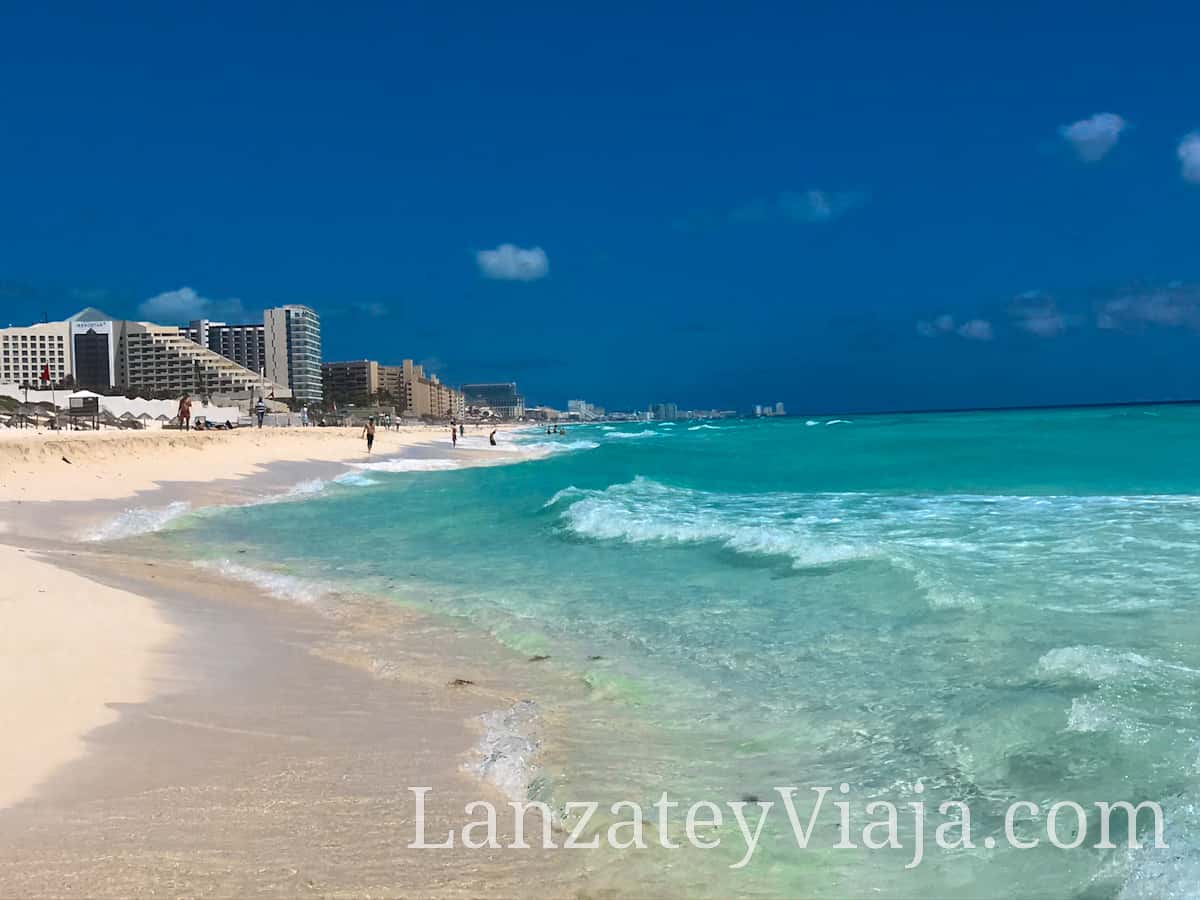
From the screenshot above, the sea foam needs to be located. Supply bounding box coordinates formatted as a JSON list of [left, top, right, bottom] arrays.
[[350, 457, 462, 473], [519, 439, 601, 456], [87, 501, 192, 541], [551, 477, 874, 568], [604, 429, 660, 440], [198, 559, 330, 606], [468, 699, 543, 801]]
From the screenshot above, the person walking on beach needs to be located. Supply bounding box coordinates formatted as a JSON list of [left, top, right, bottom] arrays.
[[178, 393, 192, 430], [255, 397, 267, 428], [362, 417, 376, 454], [459, 423, 464, 438], [489, 429, 497, 446], [451, 426, 458, 449]]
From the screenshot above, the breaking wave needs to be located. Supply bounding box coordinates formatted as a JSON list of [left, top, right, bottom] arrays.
[[86, 501, 192, 541], [519, 439, 601, 456], [604, 430, 660, 440], [197, 559, 331, 606], [549, 477, 875, 569], [350, 457, 462, 473]]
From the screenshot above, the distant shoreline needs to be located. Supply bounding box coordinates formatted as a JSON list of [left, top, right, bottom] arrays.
[[760, 397, 1200, 420]]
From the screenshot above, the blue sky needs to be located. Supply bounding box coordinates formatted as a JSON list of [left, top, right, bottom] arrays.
[[1, 1, 1198, 412]]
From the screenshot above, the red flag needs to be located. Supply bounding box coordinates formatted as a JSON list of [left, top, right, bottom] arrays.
[[40, 363, 50, 384]]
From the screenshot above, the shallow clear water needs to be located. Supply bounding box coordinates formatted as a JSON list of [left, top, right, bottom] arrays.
[[142, 407, 1200, 897]]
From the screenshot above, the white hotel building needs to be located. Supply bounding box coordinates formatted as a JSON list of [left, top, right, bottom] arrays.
[[0, 320, 71, 387], [0, 308, 287, 400]]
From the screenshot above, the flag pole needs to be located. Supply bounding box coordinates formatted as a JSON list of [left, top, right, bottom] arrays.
[[43, 361, 55, 429]]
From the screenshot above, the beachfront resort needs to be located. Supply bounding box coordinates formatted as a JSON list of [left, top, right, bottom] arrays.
[[0, 306, 485, 428]]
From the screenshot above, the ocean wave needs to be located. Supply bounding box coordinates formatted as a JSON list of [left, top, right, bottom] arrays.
[[1120, 792, 1200, 899], [688, 424, 720, 431], [1038, 645, 1151, 681], [825, 419, 852, 425], [1066, 697, 1125, 734], [86, 500, 192, 541], [455, 434, 522, 453], [1036, 645, 1197, 683], [85, 467, 388, 540], [333, 471, 379, 487], [350, 457, 462, 473], [284, 478, 330, 497], [519, 439, 601, 456], [256, 470, 382, 501], [604, 430, 660, 440], [552, 477, 874, 568], [467, 699, 543, 801], [547, 480, 1200, 617], [198, 559, 330, 606]]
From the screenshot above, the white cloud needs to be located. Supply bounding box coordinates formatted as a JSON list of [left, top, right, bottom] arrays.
[[138, 286, 246, 323], [957, 319, 994, 341], [916, 314, 957, 337], [1178, 133, 1200, 184], [1010, 291, 1069, 337], [777, 189, 866, 224], [1060, 113, 1127, 162], [476, 244, 549, 281], [1097, 285, 1200, 330]]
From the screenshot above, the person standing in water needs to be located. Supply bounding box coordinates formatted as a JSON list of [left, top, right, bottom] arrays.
[[459, 423, 464, 438], [451, 426, 458, 448], [489, 429, 497, 446], [362, 417, 376, 454]]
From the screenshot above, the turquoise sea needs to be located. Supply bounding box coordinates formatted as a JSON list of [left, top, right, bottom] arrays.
[[130, 406, 1200, 897]]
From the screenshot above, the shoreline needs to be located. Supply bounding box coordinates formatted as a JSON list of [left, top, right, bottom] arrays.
[[0, 423, 597, 896], [0, 547, 585, 897]]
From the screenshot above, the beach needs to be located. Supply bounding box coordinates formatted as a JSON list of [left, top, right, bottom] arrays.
[[0, 424, 589, 898], [0, 424, 488, 504], [3, 410, 1195, 897]]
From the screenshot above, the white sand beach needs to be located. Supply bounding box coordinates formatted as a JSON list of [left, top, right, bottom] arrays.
[[0, 424, 468, 503], [1, 427, 454, 813], [0, 543, 175, 810], [0, 422, 591, 896]]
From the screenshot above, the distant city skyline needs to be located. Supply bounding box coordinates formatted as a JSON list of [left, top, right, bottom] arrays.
[[2, 6, 1199, 412]]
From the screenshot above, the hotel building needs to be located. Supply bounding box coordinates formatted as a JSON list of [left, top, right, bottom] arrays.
[[400, 360, 464, 419], [264, 305, 322, 406], [321, 360, 380, 404], [186, 304, 322, 407], [0, 320, 71, 387], [186, 320, 267, 376], [462, 382, 525, 419], [320, 358, 463, 419], [120, 321, 286, 397], [0, 308, 285, 399]]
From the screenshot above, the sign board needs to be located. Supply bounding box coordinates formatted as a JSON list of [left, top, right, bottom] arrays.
[[68, 396, 100, 416]]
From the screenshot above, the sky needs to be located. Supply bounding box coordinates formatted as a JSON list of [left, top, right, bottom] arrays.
[[1, 1, 1198, 413]]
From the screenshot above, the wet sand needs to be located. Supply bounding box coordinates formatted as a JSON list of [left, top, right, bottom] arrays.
[[0, 553, 584, 897]]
